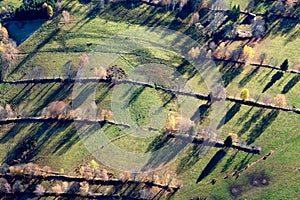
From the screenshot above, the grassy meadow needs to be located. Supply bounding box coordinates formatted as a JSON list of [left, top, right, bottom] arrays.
[[0, 0, 299, 199]]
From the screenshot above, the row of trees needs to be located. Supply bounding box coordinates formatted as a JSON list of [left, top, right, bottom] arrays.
[[41, 100, 114, 121], [63, 54, 127, 80], [0, 161, 180, 198], [240, 88, 288, 107]]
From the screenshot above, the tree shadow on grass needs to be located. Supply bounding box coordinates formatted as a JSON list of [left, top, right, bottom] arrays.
[[236, 107, 254, 125], [95, 83, 114, 104], [176, 144, 205, 174], [127, 86, 146, 106], [52, 124, 79, 155], [176, 59, 197, 80], [196, 149, 227, 183], [282, 75, 300, 94], [9, 28, 60, 76], [191, 103, 211, 125], [3, 122, 72, 164], [220, 62, 244, 87], [221, 150, 238, 173], [238, 108, 265, 137], [9, 84, 35, 107], [239, 67, 260, 87], [145, 131, 171, 153], [143, 135, 188, 171], [217, 103, 241, 129], [262, 72, 283, 93], [32, 82, 74, 115], [234, 153, 254, 171], [246, 110, 279, 145], [0, 123, 28, 144]]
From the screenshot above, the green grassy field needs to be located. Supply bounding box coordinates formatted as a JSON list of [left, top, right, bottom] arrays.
[[0, 0, 299, 199]]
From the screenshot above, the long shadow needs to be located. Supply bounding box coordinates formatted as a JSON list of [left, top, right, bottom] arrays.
[[72, 83, 97, 109], [10, 28, 61, 76], [238, 108, 265, 136], [217, 103, 241, 129], [95, 83, 114, 105], [32, 82, 74, 115], [282, 75, 300, 94], [236, 106, 254, 125], [219, 62, 244, 87], [246, 110, 279, 145], [145, 131, 171, 153], [239, 67, 259, 87], [127, 86, 146, 106], [52, 124, 79, 155], [3, 122, 69, 164], [176, 144, 204, 174], [191, 103, 211, 125], [176, 59, 197, 80], [221, 151, 238, 173], [9, 84, 35, 107], [196, 149, 227, 183], [143, 136, 188, 171], [262, 71, 284, 93], [0, 123, 28, 144], [234, 153, 254, 171]]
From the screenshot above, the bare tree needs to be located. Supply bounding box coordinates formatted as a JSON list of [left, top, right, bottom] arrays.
[[259, 53, 267, 65], [63, 60, 77, 79], [60, 10, 71, 24], [79, 53, 90, 68], [263, 94, 272, 105], [34, 184, 46, 196], [189, 12, 200, 25], [0, 23, 9, 42]]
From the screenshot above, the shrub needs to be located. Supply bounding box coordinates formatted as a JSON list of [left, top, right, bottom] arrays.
[[60, 10, 70, 24], [273, 94, 287, 107], [240, 88, 250, 100]]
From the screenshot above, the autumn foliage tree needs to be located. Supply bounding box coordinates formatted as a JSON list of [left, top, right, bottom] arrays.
[[0, 23, 18, 80], [188, 46, 201, 58], [273, 94, 287, 107], [60, 10, 70, 24], [240, 88, 250, 100], [189, 12, 199, 25], [242, 45, 255, 61]]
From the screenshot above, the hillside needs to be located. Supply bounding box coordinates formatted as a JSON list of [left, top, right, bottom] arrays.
[[0, 0, 299, 199]]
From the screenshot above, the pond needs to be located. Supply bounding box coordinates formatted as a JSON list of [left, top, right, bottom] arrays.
[[5, 19, 46, 45]]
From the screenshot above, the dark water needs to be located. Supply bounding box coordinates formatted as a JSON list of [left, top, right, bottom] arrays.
[[5, 19, 46, 45]]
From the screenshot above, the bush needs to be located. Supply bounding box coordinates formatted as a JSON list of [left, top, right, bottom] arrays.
[[273, 94, 287, 107]]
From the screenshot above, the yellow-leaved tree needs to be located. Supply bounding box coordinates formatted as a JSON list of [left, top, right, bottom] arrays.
[[46, 5, 54, 18], [242, 45, 255, 61], [240, 88, 250, 100]]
